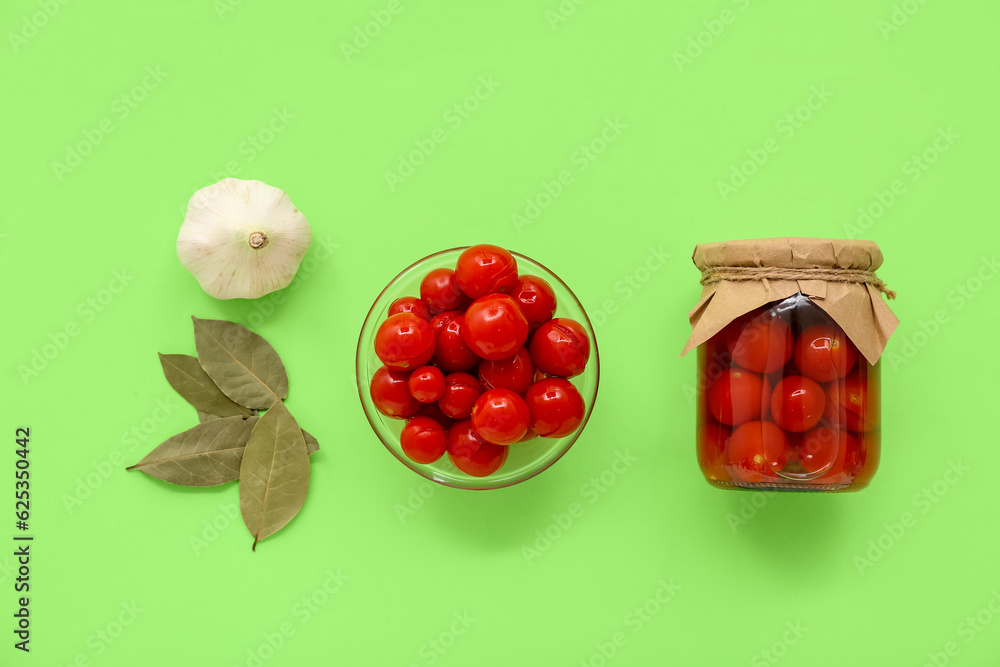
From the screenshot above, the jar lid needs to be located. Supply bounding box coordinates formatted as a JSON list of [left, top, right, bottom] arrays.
[[682, 237, 898, 364], [694, 237, 884, 272]]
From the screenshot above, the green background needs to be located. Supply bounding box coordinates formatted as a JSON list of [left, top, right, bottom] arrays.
[[2, 0, 999, 665]]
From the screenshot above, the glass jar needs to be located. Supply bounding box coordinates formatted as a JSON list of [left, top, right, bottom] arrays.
[[682, 237, 898, 493], [696, 293, 880, 491]]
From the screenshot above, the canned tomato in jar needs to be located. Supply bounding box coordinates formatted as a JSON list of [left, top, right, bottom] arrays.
[[681, 238, 899, 492]]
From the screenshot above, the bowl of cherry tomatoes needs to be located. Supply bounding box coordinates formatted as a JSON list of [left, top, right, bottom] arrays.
[[357, 245, 599, 490]]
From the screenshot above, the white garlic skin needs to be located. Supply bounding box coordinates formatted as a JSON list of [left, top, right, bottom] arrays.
[[177, 179, 312, 299]]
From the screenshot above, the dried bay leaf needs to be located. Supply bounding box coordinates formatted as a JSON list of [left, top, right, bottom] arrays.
[[126, 416, 257, 486], [192, 317, 289, 410], [198, 407, 261, 423], [132, 317, 316, 550], [160, 353, 253, 418], [302, 429, 320, 454], [239, 400, 310, 550], [197, 409, 317, 454], [135, 411, 319, 478]]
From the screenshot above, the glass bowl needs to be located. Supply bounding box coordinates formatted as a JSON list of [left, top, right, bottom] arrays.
[[356, 247, 600, 490]]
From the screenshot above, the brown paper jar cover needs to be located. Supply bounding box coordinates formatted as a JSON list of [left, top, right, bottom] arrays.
[[681, 237, 899, 364]]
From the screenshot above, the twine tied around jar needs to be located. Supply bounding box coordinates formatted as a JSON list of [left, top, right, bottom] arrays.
[[699, 266, 897, 300]]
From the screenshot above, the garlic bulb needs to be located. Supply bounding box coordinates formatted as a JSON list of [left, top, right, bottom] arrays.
[[177, 179, 312, 299]]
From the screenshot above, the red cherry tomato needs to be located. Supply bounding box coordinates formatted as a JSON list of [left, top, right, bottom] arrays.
[[431, 314, 480, 373], [706, 369, 765, 426], [407, 365, 446, 403], [515, 429, 538, 443], [437, 372, 483, 419], [795, 427, 842, 475], [416, 402, 455, 430], [374, 312, 436, 371], [511, 275, 557, 333], [809, 429, 862, 484], [770, 375, 826, 432], [794, 324, 858, 382], [388, 296, 431, 321], [760, 375, 773, 420], [529, 318, 590, 377], [471, 389, 531, 445], [523, 377, 585, 438], [478, 347, 535, 395], [697, 422, 732, 482], [369, 366, 421, 419], [462, 294, 529, 361], [726, 311, 793, 373], [849, 431, 878, 485], [701, 331, 735, 384], [727, 421, 788, 483], [447, 420, 509, 477], [828, 374, 879, 431], [400, 416, 448, 464], [455, 244, 519, 300], [821, 384, 844, 429], [420, 268, 471, 314], [429, 310, 464, 335]]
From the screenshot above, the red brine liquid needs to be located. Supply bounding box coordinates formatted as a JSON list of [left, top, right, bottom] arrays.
[[696, 293, 881, 491]]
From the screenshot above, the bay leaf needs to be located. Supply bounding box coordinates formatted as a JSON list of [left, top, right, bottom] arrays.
[[192, 317, 289, 410], [198, 408, 262, 423], [197, 408, 317, 454], [126, 416, 257, 486], [160, 353, 253, 418], [302, 429, 320, 454], [239, 401, 310, 550]]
